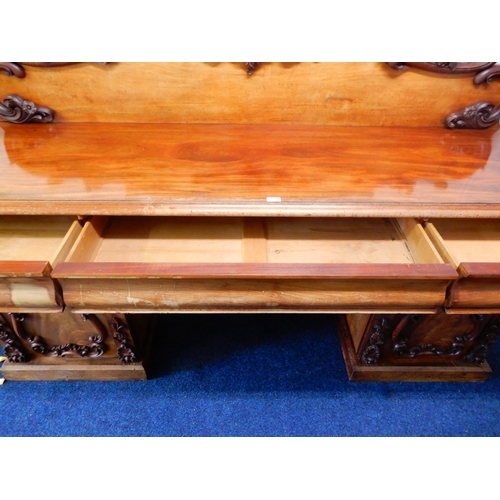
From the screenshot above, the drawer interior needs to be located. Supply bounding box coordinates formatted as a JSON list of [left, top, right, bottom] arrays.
[[66, 216, 444, 265], [0, 216, 81, 265], [425, 219, 500, 267]]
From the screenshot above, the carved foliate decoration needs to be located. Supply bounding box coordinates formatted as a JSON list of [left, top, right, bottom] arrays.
[[463, 320, 500, 364], [394, 337, 467, 358], [8, 313, 107, 359], [392, 313, 487, 359], [111, 316, 138, 364], [245, 62, 261, 75], [0, 317, 29, 363], [50, 314, 107, 358], [360, 317, 390, 364], [50, 341, 105, 358], [445, 101, 500, 129], [0, 94, 55, 124]]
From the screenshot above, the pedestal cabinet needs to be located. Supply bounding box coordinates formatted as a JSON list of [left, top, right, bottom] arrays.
[[339, 312, 500, 381]]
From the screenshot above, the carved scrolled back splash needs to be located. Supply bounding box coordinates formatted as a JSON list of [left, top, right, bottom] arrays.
[[0, 94, 55, 124]]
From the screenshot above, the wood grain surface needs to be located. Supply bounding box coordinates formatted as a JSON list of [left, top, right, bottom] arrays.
[[1, 122, 500, 217]]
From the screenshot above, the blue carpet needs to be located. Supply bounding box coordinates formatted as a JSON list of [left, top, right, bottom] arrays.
[[1, 314, 500, 436]]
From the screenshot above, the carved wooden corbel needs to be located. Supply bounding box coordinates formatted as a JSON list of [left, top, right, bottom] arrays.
[[0, 94, 55, 124], [445, 101, 500, 129]]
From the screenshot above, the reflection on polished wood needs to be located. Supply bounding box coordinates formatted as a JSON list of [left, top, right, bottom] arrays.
[[1, 123, 500, 217]]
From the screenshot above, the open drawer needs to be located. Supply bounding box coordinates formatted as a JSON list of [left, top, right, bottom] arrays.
[[425, 219, 500, 311], [0, 216, 82, 312], [52, 216, 457, 313]]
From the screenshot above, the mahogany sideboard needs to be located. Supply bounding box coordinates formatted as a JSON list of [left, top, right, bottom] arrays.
[[1, 62, 500, 382]]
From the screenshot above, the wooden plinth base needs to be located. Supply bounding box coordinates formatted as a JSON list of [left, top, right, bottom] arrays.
[[337, 316, 491, 382], [0, 360, 147, 381]]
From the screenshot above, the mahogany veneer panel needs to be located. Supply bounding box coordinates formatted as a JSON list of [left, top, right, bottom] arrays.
[[425, 219, 500, 311], [1, 123, 500, 217]]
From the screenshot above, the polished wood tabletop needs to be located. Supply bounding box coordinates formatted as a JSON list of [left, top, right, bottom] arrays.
[[1, 122, 500, 217]]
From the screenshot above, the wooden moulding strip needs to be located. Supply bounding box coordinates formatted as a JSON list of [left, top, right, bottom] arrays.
[[0, 261, 52, 278], [3, 202, 500, 219], [457, 262, 500, 278], [52, 262, 458, 280]]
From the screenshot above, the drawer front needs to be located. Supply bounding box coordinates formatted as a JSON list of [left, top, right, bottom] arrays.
[[425, 220, 500, 311], [0, 216, 82, 311], [53, 216, 457, 313], [55, 274, 453, 313], [0, 272, 62, 312]]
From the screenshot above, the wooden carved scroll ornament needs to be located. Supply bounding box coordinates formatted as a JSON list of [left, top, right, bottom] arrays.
[[245, 62, 261, 75], [445, 102, 500, 129], [0, 94, 55, 124], [0, 62, 108, 78], [387, 62, 498, 82], [0, 62, 26, 78], [388, 62, 500, 129]]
